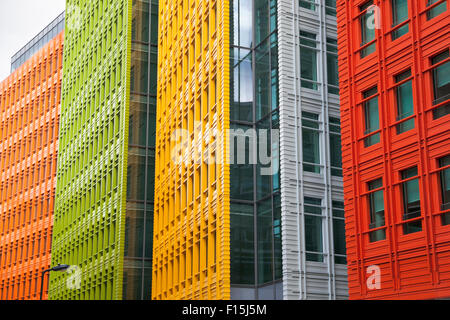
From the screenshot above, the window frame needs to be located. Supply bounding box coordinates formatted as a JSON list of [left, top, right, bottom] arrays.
[[359, 0, 377, 58], [367, 178, 387, 242], [430, 50, 450, 119], [299, 30, 319, 90], [438, 155, 450, 225], [426, 0, 448, 20], [304, 197, 325, 262], [391, 0, 410, 40], [302, 111, 321, 174], [362, 86, 381, 147], [394, 69, 415, 134], [399, 166, 423, 234]]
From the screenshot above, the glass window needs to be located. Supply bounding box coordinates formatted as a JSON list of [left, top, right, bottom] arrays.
[[232, 0, 253, 48], [122, 263, 143, 300], [257, 199, 273, 284], [127, 150, 146, 201], [300, 31, 318, 90], [231, 203, 255, 285], [255, 40, 271, 120], [230, 124, 254, 201], [231, 49, 253, 122], [304, 197, 324, 262], [124, 210, 144, 258], [332, 201, 347, 264], [150, 3, 159, 45], [132, 0, 150, 43], [145, 209, 153, 259], [330, 117, 343, 177], [149, 46, 158, 96], [146, 156, 155, 202], [270, 36, 279, 112], [256, 117, 272, 200], [327, 38, 339, 95], [130, 47, 149, 94], [439, 156, 450, 225], [129, 97, 148, 147], [363, 87, 380, 147], [401, 167, 422, 234], [326, 0, 337, 16], [148, 97, 157, 147], [299, 0, 316, 11], [391, 0, 409, 40], [272, 112, 281, 193], [431, 50, 450, 119], [427, 0, 447, 20], [302, 112, 321, 173], [368, 178, 386, 242], [273, 195, 282, 280], [360, 1, 376, 58], [254, 0, 269, 46], [395, 70, 415, 134]]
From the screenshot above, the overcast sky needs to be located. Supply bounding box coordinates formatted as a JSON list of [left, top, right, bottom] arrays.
[[0, 0, 66, 82]]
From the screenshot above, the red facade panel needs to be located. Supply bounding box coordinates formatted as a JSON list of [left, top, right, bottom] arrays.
[[337, 0, 450, 299], [0, 32, 63, 300]]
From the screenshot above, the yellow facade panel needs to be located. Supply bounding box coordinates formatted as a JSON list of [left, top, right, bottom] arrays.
[[152, 0, 230, 300]]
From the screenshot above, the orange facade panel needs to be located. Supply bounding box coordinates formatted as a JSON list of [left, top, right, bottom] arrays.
[[337, 0, 450, 299], [0, 32, 63, 300]]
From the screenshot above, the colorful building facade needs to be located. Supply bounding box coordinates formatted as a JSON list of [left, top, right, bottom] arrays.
[[48, 0, 158, 300], [0, 20, 64, 300], [1, 0, 350, 301], [152, 0, 348, 300], [337, 0, 450, 299]]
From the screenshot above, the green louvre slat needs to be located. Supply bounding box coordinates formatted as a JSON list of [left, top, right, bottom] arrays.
[[49, 0, 133, 300]]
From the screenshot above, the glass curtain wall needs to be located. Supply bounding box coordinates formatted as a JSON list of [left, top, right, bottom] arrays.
[[230, 0, 282, 299], [123, 0, 158, 300]]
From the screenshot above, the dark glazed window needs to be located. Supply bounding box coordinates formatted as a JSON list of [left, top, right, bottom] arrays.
[[230, 124, 254, 201], [230, 0, 281, 294], [300, 31, 318, 90], [257, 199, 273, 284], [368, 178, 386, 242], [439, 156, 450, 225], [231, 203, 255, 285], [299, 0, 316, 11], [231, 49, 253, 122], [232, 0, 253, 48], [391, 0, 409, 40], [326, 0, 337, 16], [333, 201, 347, 264], [401, 167, 422, 234], [431, 50, 450, 119], [302, 112, 321, 174], [305, 197, 324, 262], [327, 38, 339, 95], [132, 0, 149, 42], [363, 87, 380, 147], [427, 0, 447, 20], [360, 1, 376, 58], [395, 70, 415, 134], [330, 117, 343, 177]]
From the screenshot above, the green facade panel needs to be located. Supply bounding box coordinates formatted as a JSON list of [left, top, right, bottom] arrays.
[[49, 0, 133, 300]]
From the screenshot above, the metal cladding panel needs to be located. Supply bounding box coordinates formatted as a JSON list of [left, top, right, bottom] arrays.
[[337, 0, 450, 299], [0, 32, 64, 300], [152, 0, 231, 300], [49, 0, 133, 300], [277, 0, 348, 300]]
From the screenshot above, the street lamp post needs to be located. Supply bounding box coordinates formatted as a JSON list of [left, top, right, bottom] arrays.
[[40, 264, 70, 300]]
